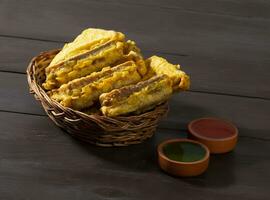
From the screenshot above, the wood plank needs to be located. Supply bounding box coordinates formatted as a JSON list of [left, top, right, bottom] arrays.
[[0, 72, 45, 115], [0, 0, 269, 52], [0, 0, 269, 58], [164, 92, 270, 139], [1, 36, 270, 99], [0, 37, 61, 73], [0, 72, 269, 139], [102, 0, 270, 19], [0, 111, 269, 200]]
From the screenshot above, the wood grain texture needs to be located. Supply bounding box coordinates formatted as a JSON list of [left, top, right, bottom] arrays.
[[1, 35, 270, 99], [0, 1, 270, 199], [0, 111, 269, 200], [0, 0, 269, 56], [0, 72, 269, 139], [99, 0, 270, 19], [0, 37, 61, 73]]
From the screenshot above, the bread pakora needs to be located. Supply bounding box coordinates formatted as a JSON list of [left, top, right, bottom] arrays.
[[49, 28, 125, 67], [99, 75, 172, 117], [114, 40, 147, 76], [49, 61, 145, 110], [42, 28, 191, 116], [146, 56, 190, 91], [43, 41, 125, 90]]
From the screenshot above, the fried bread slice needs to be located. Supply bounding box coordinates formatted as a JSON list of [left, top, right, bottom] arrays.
[[43, 41, 125, 89], [146, 56, 190, 91], [49, 28, 125, 67], [100, 75, 172, 117], [49, 61, 144, 110]]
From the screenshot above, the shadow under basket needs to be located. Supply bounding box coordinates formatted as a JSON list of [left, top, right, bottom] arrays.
[[27, 49, 169, 147]]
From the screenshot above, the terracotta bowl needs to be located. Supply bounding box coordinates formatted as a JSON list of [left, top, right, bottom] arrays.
[[188, 117, 238, 154], [157, 139, 210, 177]]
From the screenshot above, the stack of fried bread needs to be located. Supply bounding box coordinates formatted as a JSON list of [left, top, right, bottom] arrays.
[[43, 28, 190, 117]]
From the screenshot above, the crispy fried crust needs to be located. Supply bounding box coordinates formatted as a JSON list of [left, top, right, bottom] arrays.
[[100, 75, 172, 117], [145, 56, 190, 91], [49, 28, 125, 67], [112, 40, 147, 77], [43, 41, 125, 90], [49, 61, 143, 110], [123, 40, 142, 56]]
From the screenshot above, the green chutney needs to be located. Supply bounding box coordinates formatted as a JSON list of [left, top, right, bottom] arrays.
[[163, 142, 206, 162]]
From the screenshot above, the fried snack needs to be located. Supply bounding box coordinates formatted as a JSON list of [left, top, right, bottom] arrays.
[[43, 41, 125, 90], [123, 40, 142, 56], [112, 40, 147, 76], [49, 28, 125, 67], [99, 75, 172, 117], [113, 52, 147, 77], [49, 61, 145, 110], [146, 56, 190, 91]]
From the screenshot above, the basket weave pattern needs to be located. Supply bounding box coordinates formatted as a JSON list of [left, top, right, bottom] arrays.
[[27, 49, 169, 146]]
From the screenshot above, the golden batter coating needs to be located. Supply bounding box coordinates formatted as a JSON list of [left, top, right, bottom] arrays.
[[99, 75, 172, 117], [113, 53, 147, 77], [49, 28, 125, 67], [49, 61, 144, 110], [123, 40, 142, 56], [111, 40, 147, 76], [145, 56, 190, 91], [43, 41, 125, 90]]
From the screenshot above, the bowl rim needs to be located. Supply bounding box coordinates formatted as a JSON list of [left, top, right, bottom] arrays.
[[157, 138, 210, 165], [188, 117, 238, 142]]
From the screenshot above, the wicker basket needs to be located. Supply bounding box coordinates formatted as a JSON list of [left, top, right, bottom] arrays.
[[27, 49, 169, 147]]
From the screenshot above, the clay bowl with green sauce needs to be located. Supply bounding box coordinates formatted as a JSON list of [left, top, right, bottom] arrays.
[[188, 118, 238, 154], [157, 139, 210, 177]]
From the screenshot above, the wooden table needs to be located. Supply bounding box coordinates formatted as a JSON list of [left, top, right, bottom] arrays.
[[0, 1, 269, 199]]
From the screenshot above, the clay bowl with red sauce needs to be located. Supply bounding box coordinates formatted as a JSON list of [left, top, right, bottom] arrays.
[[188, 118, 238, 154]]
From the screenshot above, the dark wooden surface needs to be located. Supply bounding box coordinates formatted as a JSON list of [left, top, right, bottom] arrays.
[[0, 0, 269, 199]]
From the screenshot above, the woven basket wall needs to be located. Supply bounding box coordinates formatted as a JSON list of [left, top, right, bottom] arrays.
[[27, 49, 169, 147]]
